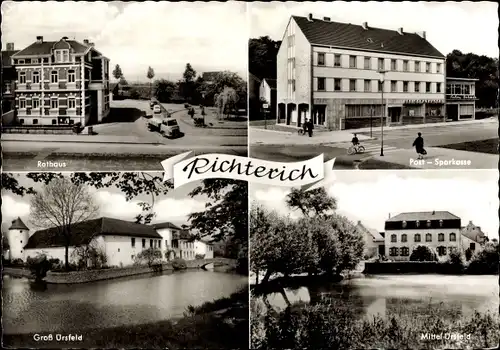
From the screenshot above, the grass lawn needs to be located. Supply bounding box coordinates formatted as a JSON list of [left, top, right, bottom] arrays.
[[437, 138, 499, 155], [3, 288, 249, 349]]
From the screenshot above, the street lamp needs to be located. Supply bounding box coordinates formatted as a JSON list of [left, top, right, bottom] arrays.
[[379, 70, 387, 156]]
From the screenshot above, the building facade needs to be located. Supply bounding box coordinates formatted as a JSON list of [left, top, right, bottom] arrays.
[[384, 211, 462, 262], [445, 77, 478, 121], [356, 220, 385, 258], [11, 36, 110, 127], [259, 78, 277, 119], [2, 43, 19, 125], [276, 15, 446, 130]]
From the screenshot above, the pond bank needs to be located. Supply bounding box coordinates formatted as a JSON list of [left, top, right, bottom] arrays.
[[4, 288, 249, 349]]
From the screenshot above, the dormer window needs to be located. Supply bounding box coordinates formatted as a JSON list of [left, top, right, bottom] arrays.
[[402, 221, 407, 228], [416, 220, 420, 228], [54, 49, 70, 63], [439, 220, 443, 227], [427, 220, 431, 228]]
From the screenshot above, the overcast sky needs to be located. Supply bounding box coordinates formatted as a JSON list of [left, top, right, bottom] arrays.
[[2, 173, 209, 233], [1, 1, 248, 82], [250, 1, 498, 58], [251, 170, 499, 240]]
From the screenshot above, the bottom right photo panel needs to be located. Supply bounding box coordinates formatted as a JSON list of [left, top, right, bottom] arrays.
[[250, 170, 499, 350]]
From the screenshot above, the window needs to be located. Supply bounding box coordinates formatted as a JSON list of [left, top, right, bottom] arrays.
[[416, 220, 420, 228], [118, 248, 120, 252], [403, 60, 409, 71], [165, 240, 168, 247], [54, 49, 70, 63], [318, 52, 325, 66], [52, 119, 57, 125], [378, 58, 384, 70], [401, 247, 409, 256], [19, 71, 26, 84], [389, 247, 398, 256], [32, 71, 40, 84], [131, 238, 135, 247], [470, 243, 476, 250], [414, 234, 421, 242], [438, 233, 445, 242], [425, 233, 432, 242], [158, 240, 161, 248], [378, 81, 383, 92], [68, 70, 76, 83], [51, 70, 59, 83], [437, 63, 441, 73], [403, 81, 408, 92], [364, 57, 371, 69], [391, 81, 397, 92], [364, 79, 371, 92], [150, 239, 153, 248], [415, 61, 420, 72], [427, 220, 432, 228], [131, 255, 135, 260], [317, 77, 326, 91], [439, 220, 443, 227], [334, 78, 341, 91], [437, 83, 441, 93], [31, 58, 38, 64], [349, 55, 357, 68], [18, 59, 25, 64], [401, 234, 407, 243], [391, 59, 396, 70], [437, 246, 446, 256], [142, 239, 146, 248], [426, 82, 431, 93], [349, 79, 356, 91], [68, 97, 76, 109], [426, 62, 431, 73], [334, 54, 341, 67], [448, 247, 454, 254], [449, 233, 456, 242], [50, 98, 58, 109], [346, 105, 383, 117], [33, 119, 38, 124], [402, 221, 407, 228], [415, 82, 420, 92], [19, 98, 26, 109], [20, 119, 24, 124], [292, 79, 296, 92], [391, 234, 397, 243], [32, 97, 40, 109]]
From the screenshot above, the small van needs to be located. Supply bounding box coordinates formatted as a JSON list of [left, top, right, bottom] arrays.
[[161, 118, 181, 138]]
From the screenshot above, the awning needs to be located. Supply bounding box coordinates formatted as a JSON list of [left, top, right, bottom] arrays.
[[404, 100, 445, 104]]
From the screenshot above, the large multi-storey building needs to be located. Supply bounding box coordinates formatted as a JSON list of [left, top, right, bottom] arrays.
[[446, 77, 478, 121], [11, 36, 110, 127], [2, 43, 19, 125], [276, 14, 446, 130]]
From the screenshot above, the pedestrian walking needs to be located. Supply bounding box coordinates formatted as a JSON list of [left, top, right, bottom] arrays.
[[307, 119, 313, 137], [302, 119, 308, 135], [412, 132, 426, 159], [188, 107, 195, 118]]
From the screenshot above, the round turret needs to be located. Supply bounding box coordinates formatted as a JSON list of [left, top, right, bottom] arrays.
[[7, 217, 30, 261]]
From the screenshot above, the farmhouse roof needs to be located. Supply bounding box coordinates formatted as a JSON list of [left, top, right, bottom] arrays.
[[152, 222, 182, 230], [24, 217, 161, 249], [292, 16, 445, 58], [386, 211, 460, 222], [13, 38, 90, 57]]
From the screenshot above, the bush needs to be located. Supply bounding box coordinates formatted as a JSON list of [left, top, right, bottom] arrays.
[[11, 258, 24, 267], [194, 118, 205, 127], [26, 254, 53, 281], [184, 103, 190, 108], [134, 248, 162, 267], [466, 242, 499, 274], [195, 254, 205, 260], [409, 245, 438, 262], [465, 248, 473, 261], [172, 258, 187, 270]]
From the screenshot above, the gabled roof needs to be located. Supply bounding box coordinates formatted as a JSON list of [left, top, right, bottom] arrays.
[[9, 217, 29, 230], [153, 222, 182, 230], [357, 221, 384, 241], [292, 16, 445, 58], [24, 217, 161, 249], [263, 78, 277, 89], [386, 211, 460, 222], [13, 39, 90, 57]]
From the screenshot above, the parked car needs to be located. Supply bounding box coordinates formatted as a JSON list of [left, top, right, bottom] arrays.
[[153, 105, 161, 114], [161, 118, 181, 138], [147, 117, 163, 132]]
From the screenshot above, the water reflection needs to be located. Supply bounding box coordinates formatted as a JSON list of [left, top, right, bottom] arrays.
[[3, 270, 247, 335], [256, 274, 498, 321]]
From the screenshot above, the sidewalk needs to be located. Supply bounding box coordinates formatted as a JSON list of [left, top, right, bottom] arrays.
[[2, 133, 161, 145], [366, 147, 497, 169], [250, 128, 372, 145]]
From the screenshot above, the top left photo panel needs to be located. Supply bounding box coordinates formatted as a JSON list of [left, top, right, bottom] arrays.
[[1, 1, 249, 172]]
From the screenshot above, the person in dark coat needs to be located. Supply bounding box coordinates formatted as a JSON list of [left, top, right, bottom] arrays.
[[412, 132, 425, 159], [307, 119, 314, 137], [302, 119, 308, 135]]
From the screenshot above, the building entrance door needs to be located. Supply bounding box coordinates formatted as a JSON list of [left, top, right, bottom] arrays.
[[389, 107, 402, 123], [447, 104, 459, 121], [378, 245, 385, 256]]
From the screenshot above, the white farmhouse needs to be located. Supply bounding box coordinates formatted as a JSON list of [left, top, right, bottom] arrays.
[[276, 14, 446, 130]]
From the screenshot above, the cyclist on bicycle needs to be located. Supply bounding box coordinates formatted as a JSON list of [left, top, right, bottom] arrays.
[[352, 134, 360, 148]]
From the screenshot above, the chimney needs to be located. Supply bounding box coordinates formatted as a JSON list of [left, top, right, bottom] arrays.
[[36, 36, 43, 43], [357, 220, 361, 225], [89, 42, 95, 47], [418, 31, 426, 39], [397, 27, 403, 35], [62, 36, 69, 41], [83, 39, 89, 45], [469, 220, 473, 225], [6, 43, 14, 51], [308, 13, 313, 21], [432, 210, 435, 215], [388, 213, 391, 219], [323, 17, 331, 21], [362, 22, 368, 30]]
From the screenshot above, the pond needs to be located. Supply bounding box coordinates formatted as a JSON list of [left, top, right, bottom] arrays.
[[256, 274, 498, 320], [3, 270, 247, 335]]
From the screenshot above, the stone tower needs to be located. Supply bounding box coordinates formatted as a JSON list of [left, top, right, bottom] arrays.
[[7, 217, 30, 261]]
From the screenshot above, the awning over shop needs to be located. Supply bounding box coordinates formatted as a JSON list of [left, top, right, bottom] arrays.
[[404, 100, 445, 104]]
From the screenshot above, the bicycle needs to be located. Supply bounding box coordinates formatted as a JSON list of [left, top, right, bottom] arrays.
[[298, 128, 306, 135], [347, 144, 365, 155]]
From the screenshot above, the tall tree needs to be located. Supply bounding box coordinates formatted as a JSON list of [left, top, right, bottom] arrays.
[[147, 66, 155, 98], [248, 36, 281, 80], [112, 64, 123, 81], [29, 177, 99, 270], [154, 79, 178, 103], [181, 63, 197, 102], [183, 63, 197, 83], [285, 188, 337, 218]]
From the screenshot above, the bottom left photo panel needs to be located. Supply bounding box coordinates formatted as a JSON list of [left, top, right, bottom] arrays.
[[1, 172, 249, 349]]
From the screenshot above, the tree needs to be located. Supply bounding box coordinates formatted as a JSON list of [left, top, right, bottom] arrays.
[[72, 238, 108, 270], [29, 177, 99, 270], [285, 187, 337, 218], [119, 77, 128, 86], [147, 66, 155, 98], [134, 247, 162, 267], [183, 63, 197, 83], [154, 79, 178, 103], [409, 245, 438, 262], [215, 86, 240, 119], [248, 36, 281, 80], [112, 64, 123, 81]]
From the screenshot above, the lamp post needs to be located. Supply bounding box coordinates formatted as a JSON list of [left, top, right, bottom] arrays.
[[379, 70, 387, 156], [370, 105, 373, 138]]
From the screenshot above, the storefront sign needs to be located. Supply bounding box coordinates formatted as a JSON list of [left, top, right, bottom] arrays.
[[404, 100, 445, 105], [448, 94, 476, 100]]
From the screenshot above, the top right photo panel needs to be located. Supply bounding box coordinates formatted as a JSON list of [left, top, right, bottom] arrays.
[[248, 1, 498, 170]]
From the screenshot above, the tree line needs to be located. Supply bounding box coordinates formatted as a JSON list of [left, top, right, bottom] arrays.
[[111, 63, 247, 109]]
